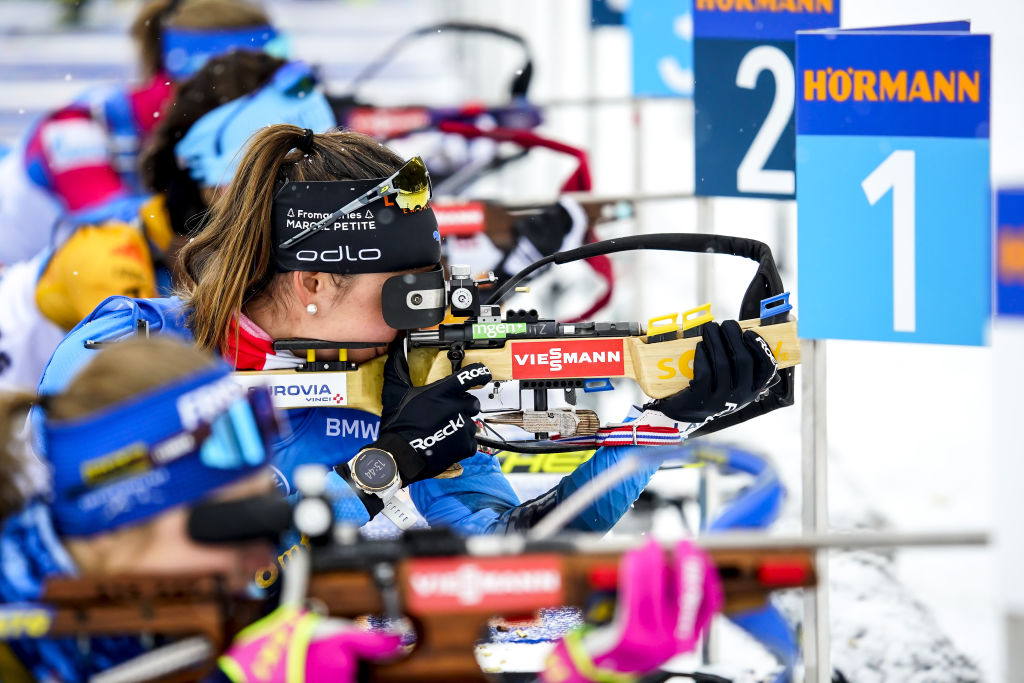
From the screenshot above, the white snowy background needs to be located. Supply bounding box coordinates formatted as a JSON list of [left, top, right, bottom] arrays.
[[2, 0, 1023, 680]]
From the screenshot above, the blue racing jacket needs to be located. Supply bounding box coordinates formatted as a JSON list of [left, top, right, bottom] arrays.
[[37, 296, 661, 535], [0, 504, 143, 681]]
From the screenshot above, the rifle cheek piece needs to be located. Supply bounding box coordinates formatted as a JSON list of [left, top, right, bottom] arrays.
[[382, 265, 447, 330]]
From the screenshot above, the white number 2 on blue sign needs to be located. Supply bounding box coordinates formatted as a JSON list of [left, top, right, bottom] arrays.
[[736, 46, 794, 195]]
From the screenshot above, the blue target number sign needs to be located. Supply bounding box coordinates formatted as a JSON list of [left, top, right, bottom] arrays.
[[627, 0, 694, 97], [693, 0, 839, 198], [997, 189, 1024, 318], [796, 27, 991, 345], [591, 0, 625, 27]]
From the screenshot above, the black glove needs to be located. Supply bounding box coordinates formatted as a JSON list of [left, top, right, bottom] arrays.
[[513, 202, 575, 257], [495, 202, 579, 282], [644, 320, 777, 428], [354, 339, 490, 484]]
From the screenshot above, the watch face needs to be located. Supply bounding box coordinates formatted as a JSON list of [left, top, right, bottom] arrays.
[[355, 448, 397, 490]]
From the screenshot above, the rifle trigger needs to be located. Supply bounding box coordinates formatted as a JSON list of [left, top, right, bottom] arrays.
[[447, 342, 466, 373]]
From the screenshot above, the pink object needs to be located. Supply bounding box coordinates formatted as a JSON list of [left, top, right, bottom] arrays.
[[128, 73, 175, 136], [29, 109, 126, 211], [541, 539, 723, 682], [305, 628, 404, 683], [219, 606, 403, 682]]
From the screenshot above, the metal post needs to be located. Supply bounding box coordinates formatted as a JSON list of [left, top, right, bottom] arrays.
[[775, 200, 792, 274], [698, 457, 717, 667], [586, 17, 598, 185], [629, 95, 650, 362], [696, 195, 717, 666], [801, 339, 829, 683], [696, 196, 715, 305], [695, 197, 716, 538], [632, 99, 645, 227]]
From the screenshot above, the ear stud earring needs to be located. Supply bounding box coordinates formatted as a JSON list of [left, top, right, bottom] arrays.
[[306, 303, 318, 315]]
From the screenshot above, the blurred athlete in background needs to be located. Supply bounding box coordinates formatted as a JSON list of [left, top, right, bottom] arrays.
[[0, 0, 281, 265], [0, 50, 319, 394]]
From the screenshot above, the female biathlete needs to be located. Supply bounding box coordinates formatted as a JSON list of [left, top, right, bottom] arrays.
[[37, 124, 778, 535], [0, 336, 371, 680], [0, 339, 720, 682]]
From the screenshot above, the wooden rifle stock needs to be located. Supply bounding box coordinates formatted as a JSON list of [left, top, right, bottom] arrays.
[[308, 545, 813, 682], [232, 318, 800, 417], [38, 545, 813, 682], [420, 318, 800, 397]]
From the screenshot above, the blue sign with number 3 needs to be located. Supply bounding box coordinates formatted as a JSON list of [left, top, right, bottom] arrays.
[[627, 0, 694, 97], [796, 28, 991, 345]]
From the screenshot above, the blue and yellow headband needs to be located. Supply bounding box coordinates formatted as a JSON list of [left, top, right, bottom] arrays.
[[43, 364, 277, 537], [162, 24, 287, 80]]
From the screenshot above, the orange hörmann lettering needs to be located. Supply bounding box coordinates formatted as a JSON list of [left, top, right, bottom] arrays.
[[999, 227, 1024, 284], [803, 68, 981, 103], [696, 0, 833, 13]]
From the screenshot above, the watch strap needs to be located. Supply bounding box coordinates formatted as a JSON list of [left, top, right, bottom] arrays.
[[381, 496, 417, 530]]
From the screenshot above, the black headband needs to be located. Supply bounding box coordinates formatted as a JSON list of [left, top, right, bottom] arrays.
[[272, 179, 441, 274]]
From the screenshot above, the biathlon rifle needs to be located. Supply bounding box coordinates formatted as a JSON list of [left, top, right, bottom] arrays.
[[20, 527, 816, 683], [15, 520, 987, 683], [233, 233, 801, 453], [333, 22, 540, 143]]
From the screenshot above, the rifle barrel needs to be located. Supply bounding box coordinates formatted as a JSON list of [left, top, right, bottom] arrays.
[[464, 529, 989, 557], [694, 530, 990, 551]]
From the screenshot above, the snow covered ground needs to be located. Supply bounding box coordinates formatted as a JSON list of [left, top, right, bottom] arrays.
[[4, 0, 1023, 680]]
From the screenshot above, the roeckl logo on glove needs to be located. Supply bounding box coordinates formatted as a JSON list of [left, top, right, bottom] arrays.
[[682, 401, 740, 436], [410, 415, 466, 451], [456, 366, 489, 384], [754, 336, 778, 371]]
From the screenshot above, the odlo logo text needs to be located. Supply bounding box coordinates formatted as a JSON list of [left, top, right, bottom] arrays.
[[410, 415, 465, 451]]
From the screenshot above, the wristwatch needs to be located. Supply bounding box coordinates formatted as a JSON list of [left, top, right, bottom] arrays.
[[350, 447, 401, 496], [348, 447, 415, 529]]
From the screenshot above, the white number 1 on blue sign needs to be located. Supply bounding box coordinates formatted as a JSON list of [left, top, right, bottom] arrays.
[[735, 45, 794, 195], [862, 150, 916, 333]]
